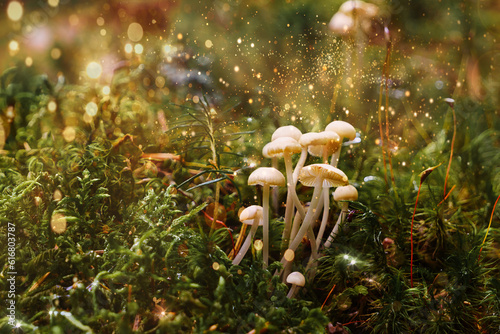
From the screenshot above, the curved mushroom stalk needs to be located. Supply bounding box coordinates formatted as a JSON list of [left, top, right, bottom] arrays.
[[324, 185, 358, 248], [232, 206, 263, 265], [282, 164, 348, 267]]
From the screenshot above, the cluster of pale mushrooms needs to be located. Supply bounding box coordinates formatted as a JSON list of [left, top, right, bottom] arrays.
[[231, 121, 359, 298]]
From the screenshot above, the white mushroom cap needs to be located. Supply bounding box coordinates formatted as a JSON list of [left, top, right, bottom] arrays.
[[248, 167, 286, 187], [328, 11, 354, 35], [325, 121, 356, 141], [286, 271, 305, 287], [299, 131, 340, 149], [334, 185, 358, 201], [299, 164, 349, 188], [239, 205, 264, 226], [239, 205, 263, 221], [262, 137, 302, 158], [272, 125, 302, 142], [338, 0, 379, 17]]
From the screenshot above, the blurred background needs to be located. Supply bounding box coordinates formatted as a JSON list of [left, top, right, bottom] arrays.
[[1, 0, 499, 154]]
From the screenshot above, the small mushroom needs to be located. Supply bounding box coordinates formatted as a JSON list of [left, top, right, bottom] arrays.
[[232, 205, 264, 265], [248, 167, 286, 267], [286, 271, 306, 298], [324, 185, 358, 248]]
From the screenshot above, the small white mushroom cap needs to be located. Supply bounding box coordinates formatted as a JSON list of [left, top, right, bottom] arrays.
[[334, 185, 358, 201], [338, 0, 379, 17], [262, 137, 302, 158], [271, 125, 302, 142], [239, 205, 264, 225], [325, 121, 356, 141], [299, 164, 349, 188], [329, 11, 354, 35], [286, 271, 305, 287], [299, 131, 340, 149], [248, 167, 286, 188]]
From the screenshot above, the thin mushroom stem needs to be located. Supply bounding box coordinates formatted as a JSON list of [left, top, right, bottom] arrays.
[[286, 284, 299, 298], [315, 188, 330, 250], [262, 185, 270, 268], [330, 146, 342, 167], [282, 154, 306, 251], [272, 156, 279, 213], [232, 218, 260, 265], [283, 179, 323, 264], [293, 148, 308, 184], [324, 202, 348, 248]]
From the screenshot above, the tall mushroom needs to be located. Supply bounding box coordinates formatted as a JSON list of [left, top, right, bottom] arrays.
[[270, 126, 303, 212], [325, 121, 356, 167], [262, 137, 305, 252], [289, 132, 341, 244], [232, 205, 264, 265], [324, 185, 358, 248], [248, 167, 285, 267], [283, 164, 348, 266]]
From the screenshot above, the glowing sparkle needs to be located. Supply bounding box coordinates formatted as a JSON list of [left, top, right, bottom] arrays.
[[254, 239, 263, 251], [25, 57, 33, 66], [7, 1, 23, 22], [47, 101, 57, 112], [127, 22, 144, 42], [234, 66, 239, 72], [284, 249, 295, 262], [85, 102, 98, 117], [48, 0, 59, 7], [124, 43, 133, 54], [205, 40, 213, 48], [86, 62, 102, 79], [212, 262, 220, 270], [102, 86, 110, 95], [9, 40, 19, 52], [134, 44, 144, 54], [53, 189, 63, 201], [62, 126, 76, 142]]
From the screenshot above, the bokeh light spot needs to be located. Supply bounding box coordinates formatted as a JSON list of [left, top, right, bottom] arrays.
[[62, 126, 76, 142], [85, 102, 98, 117], [284, 249, 295, 262], [7, 1, 23, 22], [51, 213, 67, 234], [86, 62, 102, 79], [127, 22, 143, 42]]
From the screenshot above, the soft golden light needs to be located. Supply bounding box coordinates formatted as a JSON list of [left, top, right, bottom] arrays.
[[102, 86, 110, 95], [254, 239, 263, 251], [48, 0, 59, 7], [85, 102, 98, 117], [86, 62, 102, 79], [284, 249, 295, 262], [53, 189, 63, 201], [124, 43, 133, 54], [25, 57, 33, 67], [127, 22, 143, 42], [62, 126, 76, 142], [47, 101, 57, 112], [51, 213, 67, 234], [9, 40, 19, 51], [205, 40, 213, 48], [50, 48, 61, 59], [134, 44, 144, 54], [7, 1, 23, 22]]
